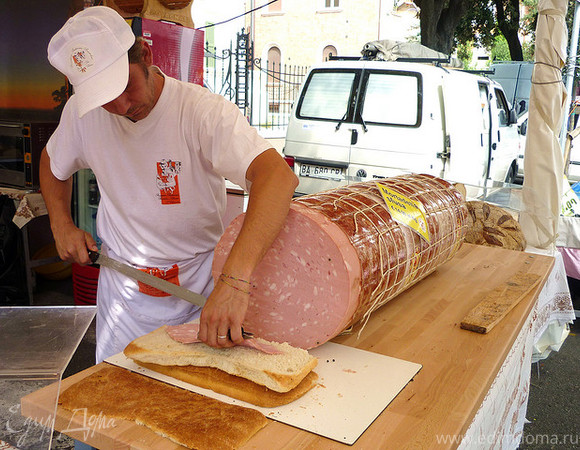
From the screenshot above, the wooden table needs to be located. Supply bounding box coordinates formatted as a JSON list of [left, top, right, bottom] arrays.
[[21, 243, 555, 449]]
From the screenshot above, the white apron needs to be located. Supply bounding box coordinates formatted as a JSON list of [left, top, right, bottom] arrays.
[[95, 246, 213, 362]]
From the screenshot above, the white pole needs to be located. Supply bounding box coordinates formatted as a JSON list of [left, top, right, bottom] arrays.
[[560, 0, 580, 151]]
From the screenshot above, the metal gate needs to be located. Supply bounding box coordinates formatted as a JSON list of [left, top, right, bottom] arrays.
[[204, 29, 308, 131]]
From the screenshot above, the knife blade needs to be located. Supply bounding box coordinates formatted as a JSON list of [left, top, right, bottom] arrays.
[[88, 251, 207, 308]]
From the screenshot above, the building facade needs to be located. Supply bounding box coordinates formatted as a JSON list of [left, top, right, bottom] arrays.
[[248, 0, 419, 67]]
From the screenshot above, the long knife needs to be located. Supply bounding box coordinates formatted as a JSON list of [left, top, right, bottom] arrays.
[[88, 251, 207, 308]]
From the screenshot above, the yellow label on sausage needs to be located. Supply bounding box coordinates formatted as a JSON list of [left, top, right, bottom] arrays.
[[375, 182, 430, 243]]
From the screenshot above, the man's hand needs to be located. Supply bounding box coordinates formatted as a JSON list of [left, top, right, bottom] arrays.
[[197, 276, 250, 348], [198, 148, 297, 349], [53, 221, 98, 265], [40, 147, 98, 265]]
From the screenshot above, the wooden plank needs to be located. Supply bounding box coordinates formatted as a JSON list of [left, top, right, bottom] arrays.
[[460, 271, 542, 334], [21, 244, 555, 450]]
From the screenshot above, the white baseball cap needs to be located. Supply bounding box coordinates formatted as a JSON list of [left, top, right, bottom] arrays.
[[48, 6, 136, 118]]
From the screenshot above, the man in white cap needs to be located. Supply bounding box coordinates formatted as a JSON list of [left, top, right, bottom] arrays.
[[40, 6, 298, 362]]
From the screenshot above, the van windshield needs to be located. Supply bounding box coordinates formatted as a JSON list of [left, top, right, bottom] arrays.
[[361, 72, 420, 126], [298, 71, 356, 121]]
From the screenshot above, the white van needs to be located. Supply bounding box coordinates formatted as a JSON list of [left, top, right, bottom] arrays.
[[283, 59, 521, 196], [488, 61, 533, 116]]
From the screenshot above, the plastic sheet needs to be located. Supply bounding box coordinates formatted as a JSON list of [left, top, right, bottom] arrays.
[[0, 306, 95, 449]]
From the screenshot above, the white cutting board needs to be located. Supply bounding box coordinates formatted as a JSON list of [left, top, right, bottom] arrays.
[[106, 342, 421, 445]]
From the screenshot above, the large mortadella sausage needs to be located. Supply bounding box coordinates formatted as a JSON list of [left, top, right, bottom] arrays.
[[212, 174, 468, 349]]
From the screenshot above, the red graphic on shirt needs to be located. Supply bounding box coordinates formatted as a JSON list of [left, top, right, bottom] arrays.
[[138, 264, 181, 297], [156, 159, 181, 205]]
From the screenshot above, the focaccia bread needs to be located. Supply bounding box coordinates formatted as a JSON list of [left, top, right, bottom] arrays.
[[124, 325, 318, 393], [58, 365, 267, 450]]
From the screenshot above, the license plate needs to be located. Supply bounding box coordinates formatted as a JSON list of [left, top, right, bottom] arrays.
[[299, 163, 346, 181]]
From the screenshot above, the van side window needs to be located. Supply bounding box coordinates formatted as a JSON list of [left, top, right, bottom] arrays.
[[297, 71, 356, 121], [495, 88, 510, 127], [478, 83, 490, 132], [361, 72, 420, 126]]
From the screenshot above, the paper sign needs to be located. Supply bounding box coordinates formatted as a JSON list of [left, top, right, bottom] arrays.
[[376, 182, 430, 242], [561, 175, 580, 216]]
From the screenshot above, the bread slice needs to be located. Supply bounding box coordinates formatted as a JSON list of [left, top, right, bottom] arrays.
[[124, 325, 318, 393], [135, 360, 319, 407]]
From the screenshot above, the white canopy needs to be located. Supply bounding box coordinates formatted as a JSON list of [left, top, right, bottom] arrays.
[[520, 0, 569, 249]]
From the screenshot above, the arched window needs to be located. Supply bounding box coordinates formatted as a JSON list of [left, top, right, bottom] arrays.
[[267, 46, 282, 114], [267, 46, 281, 84], [323, 45, 338, 61]]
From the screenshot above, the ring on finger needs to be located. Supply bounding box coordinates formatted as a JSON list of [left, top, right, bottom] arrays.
[[217, 335, 228, 339]]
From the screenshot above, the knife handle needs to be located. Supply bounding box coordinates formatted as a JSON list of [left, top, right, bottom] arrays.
[[88, 250, 99, 264]]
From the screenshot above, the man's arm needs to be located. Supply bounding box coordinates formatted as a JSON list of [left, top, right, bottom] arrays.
[[198, 148, 298, 347], [39, 148, 98, 264]]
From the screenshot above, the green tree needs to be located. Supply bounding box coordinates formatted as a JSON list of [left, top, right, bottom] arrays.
[[456, 41, 474, 69], [490, 35, 512, 61], [413, 0, 470, 54], [455, 2, 496, 50], [415, 1, 575, 62], [495, 0, 524, 60], [455, 0, 523, 61], [415, 0, 523, 59], [522, 0, 576, 45], [522, 40, 535, 61], [521, 0, 538, 40]]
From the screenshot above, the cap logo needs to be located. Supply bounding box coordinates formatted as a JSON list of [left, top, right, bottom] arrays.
[[71, 47, 94, 73]]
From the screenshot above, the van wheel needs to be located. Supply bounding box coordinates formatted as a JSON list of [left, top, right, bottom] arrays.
[[505, 163, 517, 185]]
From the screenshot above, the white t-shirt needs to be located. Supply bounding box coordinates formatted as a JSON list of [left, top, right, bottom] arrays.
[[48, 73, 269, 266], [46, 72, 271, 359]]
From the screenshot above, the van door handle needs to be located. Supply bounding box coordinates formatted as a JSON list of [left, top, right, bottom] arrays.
[[492, 143, 497, 150], [350, 129, 358, 145]]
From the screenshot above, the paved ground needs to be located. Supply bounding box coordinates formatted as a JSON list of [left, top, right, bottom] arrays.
[[521, 320, 580, 449], [1, 275, 578, 449]]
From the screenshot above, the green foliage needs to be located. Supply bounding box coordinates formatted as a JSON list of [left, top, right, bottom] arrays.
[[455, 1, 496, 50], [522, 41, 535, 61], [456, 41, 474, 70], [455, 0, 533, 61], [430, 0, 576, 63], [521, 0, 538, 40], [490, 35, 512, 62], [519, 0, 575, 62]]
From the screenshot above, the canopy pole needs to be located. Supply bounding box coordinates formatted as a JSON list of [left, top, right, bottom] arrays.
[[560, 0, 580, 151]]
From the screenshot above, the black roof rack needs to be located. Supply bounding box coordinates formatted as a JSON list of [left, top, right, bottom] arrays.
[[328, 55, 362, 61], [394, 57, 450, 64], [329, 55, 453, 65], [327, 55, 461, 68], [462, 69, 495, 75]]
